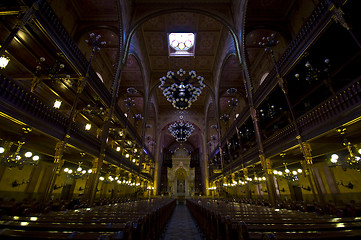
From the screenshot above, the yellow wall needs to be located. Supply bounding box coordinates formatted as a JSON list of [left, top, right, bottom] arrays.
[[330, 166, 361, 203], [0, 165, 33, 200]]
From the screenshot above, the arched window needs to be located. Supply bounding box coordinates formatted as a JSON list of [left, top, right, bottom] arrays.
[[260, 72, 269, 85], [96, 72, 104, 83]]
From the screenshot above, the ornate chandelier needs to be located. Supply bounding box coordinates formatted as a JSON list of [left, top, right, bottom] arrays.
[[168, 120, 195, 142], [159, 68, 205, 110]]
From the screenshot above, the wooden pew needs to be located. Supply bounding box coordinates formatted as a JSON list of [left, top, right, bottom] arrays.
[[187, 198, 361, 240], [0, 198, 176, 240]]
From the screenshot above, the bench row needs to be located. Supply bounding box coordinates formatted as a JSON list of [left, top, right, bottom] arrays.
[[187, 198, 361, 240]]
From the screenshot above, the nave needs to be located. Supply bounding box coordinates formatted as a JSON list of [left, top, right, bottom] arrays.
[[161, 203, 204, 240], [2, 0, 361, 239]]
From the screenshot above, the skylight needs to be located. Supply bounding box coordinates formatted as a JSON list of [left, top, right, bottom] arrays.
[[168, 33, 195, 56]]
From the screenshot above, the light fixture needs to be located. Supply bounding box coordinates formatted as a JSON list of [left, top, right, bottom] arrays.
[[53, 100, 62, 109], [0, 128, 39, 169], [273, 163, 303, 181], [24, 152, 32, 158], [133, 113, 143, 122], [236, 175, 266, 185], [295, 58, 330, 84], [220, 114, 230, 123], [329, 128, 361, 171], [124, 97, 135, 110], [64, 162, 92, 178], [83, 103, 105, 116], [159, 68, 205, 110], [0, 143, 39, 169], [0, 55, 10, 68], [168, 120, 195, 142], [133, 113, 143, 128], [31, 55, 71, 92], [85, 123, 91, 130]]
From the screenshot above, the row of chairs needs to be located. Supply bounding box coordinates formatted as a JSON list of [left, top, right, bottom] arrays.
[[187, 198, 361, 240], [0, 198, 176, 239]]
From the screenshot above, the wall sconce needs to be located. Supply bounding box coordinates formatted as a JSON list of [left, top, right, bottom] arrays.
[[337, 181, 354, 189], [1, 132, 40, 169], [53, 100, 62, 109], [329, 128, 361, 171], [53, 184, 64, 190], [301, 185, 311, 191], [85, 123, 92, 130], [12, 180, 29, 187], [0, 55, 10, 68]]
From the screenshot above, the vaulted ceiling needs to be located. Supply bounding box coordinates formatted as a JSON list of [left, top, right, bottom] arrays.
[[0, 0, 314, 170]]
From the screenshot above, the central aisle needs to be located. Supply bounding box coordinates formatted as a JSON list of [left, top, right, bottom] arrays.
[[161, 202, 204, 240]]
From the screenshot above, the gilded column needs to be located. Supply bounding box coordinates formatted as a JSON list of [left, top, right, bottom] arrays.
[[298, 138, 325, 204], [41, 140, 66, 202], [260, 156, 278, 206], [243, 167, 252, 198], [83, 155, 104, 205]]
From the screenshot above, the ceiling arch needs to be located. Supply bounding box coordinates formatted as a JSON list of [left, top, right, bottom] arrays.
[[123, 6, 241, 64]]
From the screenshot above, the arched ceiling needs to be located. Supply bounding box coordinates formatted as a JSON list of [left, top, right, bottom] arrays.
[[0, 0, 301, 168], [57, 0, 298, 151]]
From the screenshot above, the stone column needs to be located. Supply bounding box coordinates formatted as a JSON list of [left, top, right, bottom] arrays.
[[202, 134, 210, 196]]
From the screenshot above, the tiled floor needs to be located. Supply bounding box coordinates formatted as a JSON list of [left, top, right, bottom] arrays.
[[160, 202, 205, 240]]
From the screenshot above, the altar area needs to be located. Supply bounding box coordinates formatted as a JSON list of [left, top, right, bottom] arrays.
[[167, 148, 195, 198]]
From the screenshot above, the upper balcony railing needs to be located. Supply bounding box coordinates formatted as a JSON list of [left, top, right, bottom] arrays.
[[0, 74, 148, 175], [210, 77, 361, 180], [33, 0, 111, 107], [253, 0, 333, 107], [209, 0, 355, 179], [29, 0, 153, 160]]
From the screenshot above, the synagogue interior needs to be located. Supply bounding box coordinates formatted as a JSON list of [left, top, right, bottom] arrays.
[[1, 0, 361, 239]]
